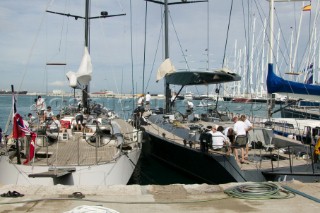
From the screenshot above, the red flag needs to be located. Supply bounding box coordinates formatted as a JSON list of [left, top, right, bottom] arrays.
[[23, 132, 37, 165], [13, 113, 25, 139], [13, 113, 37, 164]]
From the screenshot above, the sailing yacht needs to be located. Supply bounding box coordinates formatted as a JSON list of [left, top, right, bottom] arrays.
[[136, 0, 320, 184], [267, 1, 320, 120], [0, 0, 142, 186], [265, 1, 320, 140]]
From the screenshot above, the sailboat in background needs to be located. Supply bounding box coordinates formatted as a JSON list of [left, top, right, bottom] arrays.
[[267, 1, 320, 120], [0, 0, 142, 186]]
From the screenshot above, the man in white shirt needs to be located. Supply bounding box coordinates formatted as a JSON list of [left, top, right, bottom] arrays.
[[36, 96, 46, 121], [145, 92, 151, 111], [136, 94, 145, 118], [240, 114, 253, 159], [233, 116, 248, 163], [210, 126, 229, 150], [137, 95, 144, 107]]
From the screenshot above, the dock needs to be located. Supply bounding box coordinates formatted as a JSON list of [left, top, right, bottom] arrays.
[[0, 181, 319, 212]]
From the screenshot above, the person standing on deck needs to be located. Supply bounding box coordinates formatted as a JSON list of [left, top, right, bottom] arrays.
[[233, 116, 248, 163], [36, 96, 46, 121], [145, 92, 151, 111], [240, 114, 253, 159], [137, 94, 144, 107], [137, 94, 145, 118]]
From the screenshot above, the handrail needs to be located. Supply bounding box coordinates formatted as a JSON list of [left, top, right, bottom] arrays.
[[269, 144, 315, 174]]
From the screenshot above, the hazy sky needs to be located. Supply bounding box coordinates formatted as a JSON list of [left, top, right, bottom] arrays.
[[0, 0, 317, 95]]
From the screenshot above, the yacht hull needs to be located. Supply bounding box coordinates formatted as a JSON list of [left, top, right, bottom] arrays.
[[281, 108, 320, 120], [0, 149, 140, 185], [143, 128, 266, 184]]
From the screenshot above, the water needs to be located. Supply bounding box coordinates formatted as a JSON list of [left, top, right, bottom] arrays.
[[0, 94, 281, 185]]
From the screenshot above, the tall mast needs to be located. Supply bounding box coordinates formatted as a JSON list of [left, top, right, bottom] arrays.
[[267, 0, 308, 118], [164, 0, 170, 113], [83, 0, 90, 113], [46, 0, 125, 113], [146, 0, 207, 113], [267, 0, 274, 118], [269, 0, 274, 65]]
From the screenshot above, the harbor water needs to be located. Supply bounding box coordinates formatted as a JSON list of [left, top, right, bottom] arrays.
[[0, 95, 281, 185]]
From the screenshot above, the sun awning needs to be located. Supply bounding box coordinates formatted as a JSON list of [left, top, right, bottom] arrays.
[[165, 69, 241, 86]]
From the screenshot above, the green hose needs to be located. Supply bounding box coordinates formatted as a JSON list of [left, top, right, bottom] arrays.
[[224, 182, 295, 200]]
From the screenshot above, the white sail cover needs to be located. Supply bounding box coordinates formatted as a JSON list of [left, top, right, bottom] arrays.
[[156, 58, 176, 81], [66, 47, 92, 88]]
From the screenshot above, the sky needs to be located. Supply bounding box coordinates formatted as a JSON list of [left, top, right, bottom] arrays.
[[0, 0, 317, 95]]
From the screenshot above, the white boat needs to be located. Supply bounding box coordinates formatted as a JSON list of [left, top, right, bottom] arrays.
[[184, 92, 193, 100], [0, 1, 142, 186], [196, 100, 214, 107]]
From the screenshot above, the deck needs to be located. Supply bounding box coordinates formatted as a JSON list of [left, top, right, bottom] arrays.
[[143, 117, 316, 173], [4, 118, 137, 167]]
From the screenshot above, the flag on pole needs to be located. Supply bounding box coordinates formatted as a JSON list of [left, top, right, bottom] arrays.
[[303, 4, 311, 11], [12, 92, 37, 164], [304, 63, 313, 84], [12, 113, 37, 165], [23, 132, 36, 165]]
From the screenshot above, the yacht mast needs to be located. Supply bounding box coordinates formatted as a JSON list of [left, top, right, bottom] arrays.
[[46, 0, 125, 113], [267, 0, 309, 118], [164, 0, 170, 113], [83, 0, 90, 113], [147, 0, 207, 113]]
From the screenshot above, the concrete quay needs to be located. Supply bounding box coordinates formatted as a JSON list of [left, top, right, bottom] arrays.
[[0, 181, 319, 212]]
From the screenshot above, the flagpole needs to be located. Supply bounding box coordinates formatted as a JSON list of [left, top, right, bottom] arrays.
[[11, 85, 21, 165]]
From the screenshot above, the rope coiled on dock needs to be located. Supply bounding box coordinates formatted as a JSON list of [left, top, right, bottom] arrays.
[[224, 182, 295, 200]]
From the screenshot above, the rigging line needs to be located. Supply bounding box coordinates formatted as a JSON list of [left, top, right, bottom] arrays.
[[297, 3, 320, 75], [115, 0, 125, 12], [63, 10, 70, 80], [58, 0, 68, 53], [206, 0, 210, 71], [17, 0, 55, 95], [305, 0, 320, 69], [252, 0, 282, 76], [168, 13, 191, 71], [246, 0, 251, 95], [168, 11, 202, 96], [308, 0, 311, 67], [145, 7, 164, 92], [253, 0, 285, 78], [130, 0, 135, 110], [142, 1, 148, 94], [293, 3, 298, 65], [274, 7, 290, 67], [221, 0, 234, 68]]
